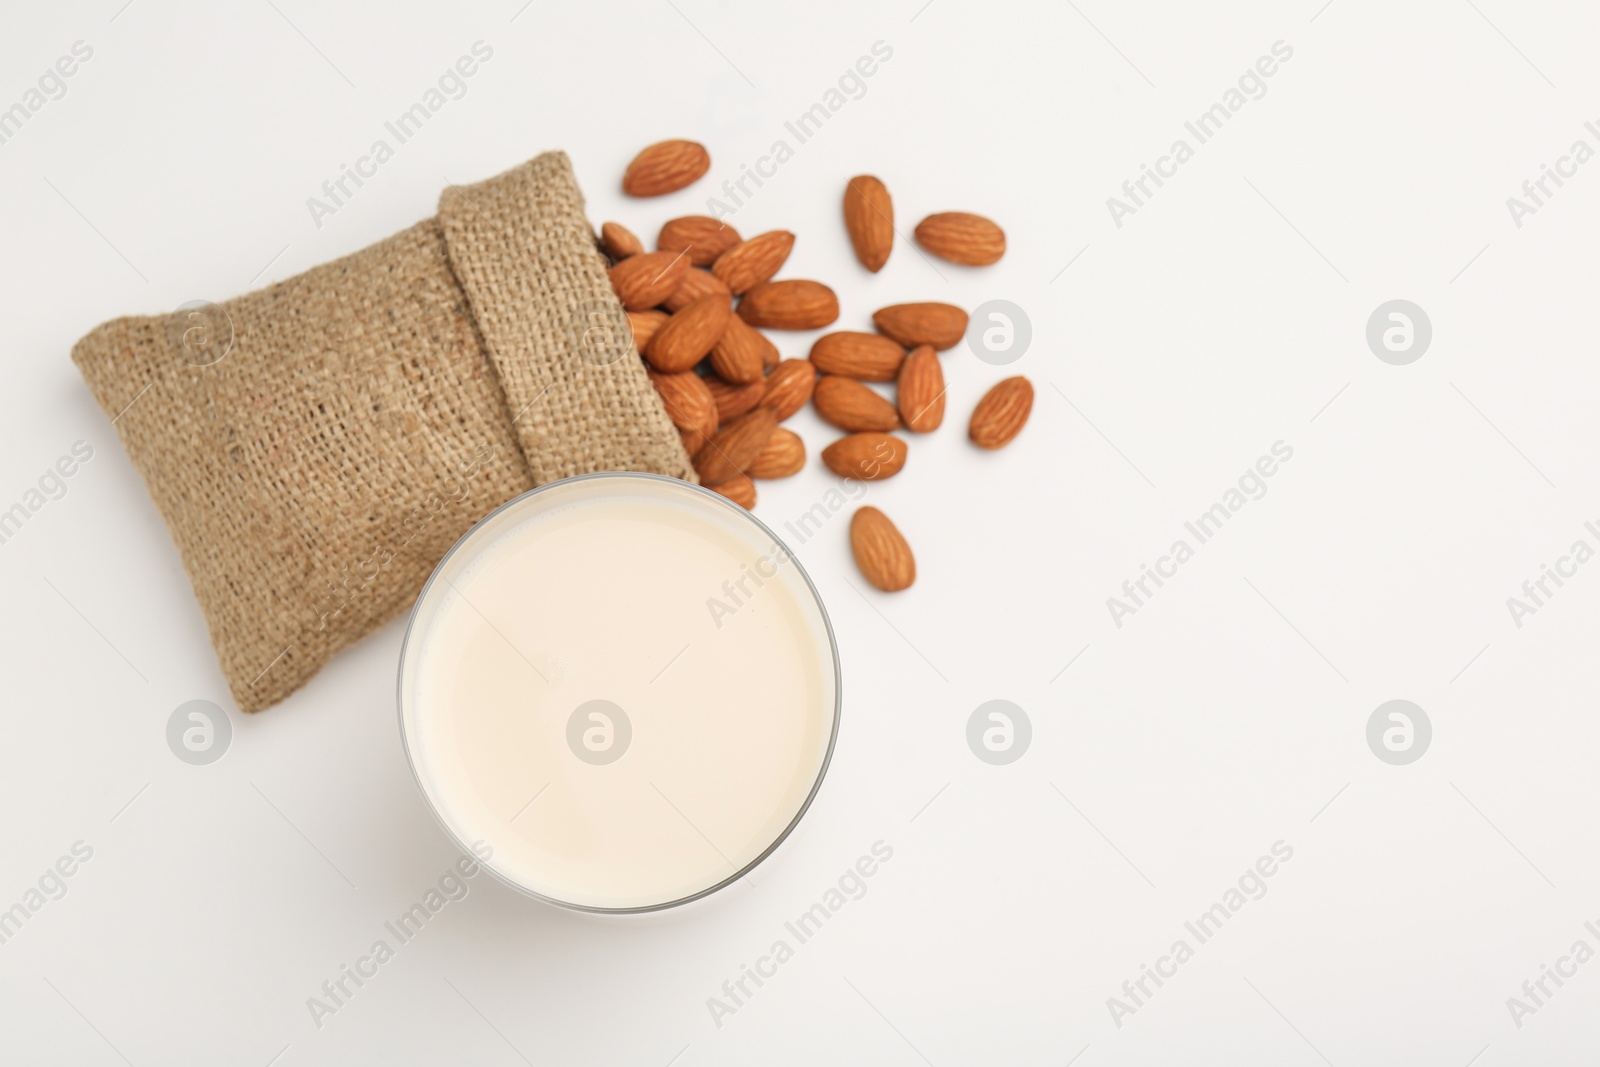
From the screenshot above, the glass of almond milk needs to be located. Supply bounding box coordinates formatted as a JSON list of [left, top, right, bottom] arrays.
[[398, 473, 841, 913]]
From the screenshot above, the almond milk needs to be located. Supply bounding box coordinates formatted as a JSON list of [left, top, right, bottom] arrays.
[[399, 474, 839, 912]]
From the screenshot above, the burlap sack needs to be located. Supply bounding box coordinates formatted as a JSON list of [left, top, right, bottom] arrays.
[[72, 151, 693, 712]]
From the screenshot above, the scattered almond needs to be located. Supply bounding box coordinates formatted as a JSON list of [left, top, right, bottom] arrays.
[[810, 332, 905, 382], [648, 369, 718, 436], [706, 374, 767, 424], [708, 315, 768, 384], [627, 310, 669, 354], [623, 140, 711, 197], [610, 250, 690, 311], [969, 376, 1033, 449], [914, 212, 1006, 266], [601, 221, 643, 260], [662, 267, 732, 313], [813, 376, 901, 432], [712, 231, 796, 294], [746, 428, 805, 479], [695, 407, 778, 484], [897, 346, 945, 432], [821, 433, 908, 481], [645, 294, 731, 373], [850, 507, 915, 592], [760, 359, 817, 421], [843, 175, 893, 272], [873, 303, 968, 351], [659, 215, 742, 267], [707, 474, 757, 509]]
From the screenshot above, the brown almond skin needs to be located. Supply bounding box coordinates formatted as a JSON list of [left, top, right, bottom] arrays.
[[695, 408, 778, 484], [712, 231, 796, 294], [737, 280, 839, 330], [710, 315, 768, 384], [627, 310, 669, 354], [706, 374, 767, 424], [755, 327, 780, 369], [844, 175, 893, 272], [760, 359, 816, 421], [746, 427, 805, 479], [969, 376, 1034, 449], [873, 303, 968, 351], [680, 425, 712, 457], [662, 268, 732, 313], [659, 216, 742, 267], [810, 332, 906, 382], [850, 506, 915, 592], [707, 474, 757, 509], [897, 346, 945, 432], [610, 251, 690, 311], [648, 369, 718, 435], [821, 433, 907, 481], [623, 140, 711, 197], [646, 295, 732, 373], [601, 221, 643, 260], [914, 212, 1006, 266], [813, 376, 902, 432]]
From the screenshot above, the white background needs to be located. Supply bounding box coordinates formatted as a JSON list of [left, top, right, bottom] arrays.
[[3, 0, 1599, 1063]]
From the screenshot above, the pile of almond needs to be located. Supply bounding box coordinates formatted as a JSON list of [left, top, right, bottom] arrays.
[[604, 138, 1034, 593]]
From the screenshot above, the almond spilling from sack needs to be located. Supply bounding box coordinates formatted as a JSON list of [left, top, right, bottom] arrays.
[[746, 428, 806, 479], [969, 376, 1033, 449], [843, 175, 893, 272], [759, 359, 816, 421], [821, 433, 907, 481], [873, 302, 968, 351], [645, 294, 730, 373], [623, 140, 711, 197], [707, 474, 757, 509], [810, 332, 905, 382], [712, 231, 796, 294], [914, 211, 1006, 266], [695, 407, 778, 484], [813, 376, 901, 432], [850, 506, 915, 592], [610, 250, 690, 311], [661, 268, 731, 313], [601, 221, 643, 260], [737, 280, 840, 331], [658, 215, 741, 266]]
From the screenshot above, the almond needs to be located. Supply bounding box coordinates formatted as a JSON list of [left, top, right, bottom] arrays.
[[610, 250, 690, 311], [622, 140, 711, 197], [843, 175, 893, 272], [813, 376, 901, 432], [710, 314, 768, 384], [850, 507, 915, 592], [821, 433, 907, 481], [760, 359, 816, 421], [601, 221, 643, 260], [695, 407, 778, 484], [662, 268, 732, 313], [712, 231, 795, 294], [738, 280, 839, 331], [914, 212, 1006, 266], [746, 427, 805, 479], [706, 474, 757, 509], [969, 376, 1033, 449], [896, 346, 945, 433], [681, 424, 712, 457], [810, 332, 905, 382], [645, 295, 731, 373], [755, 327, 780, 369], [658, 216, 742, 267], [648, 369, 718, 435], [627, 309, 669, 353], [707, 373, 767, 423], [873, 302, 968, 350]]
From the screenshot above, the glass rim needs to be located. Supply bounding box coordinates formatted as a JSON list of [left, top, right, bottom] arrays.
[[395, 470, 844, 915]]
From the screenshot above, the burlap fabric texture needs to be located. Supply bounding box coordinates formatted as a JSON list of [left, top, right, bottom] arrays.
[[71, 150, 694, 712]]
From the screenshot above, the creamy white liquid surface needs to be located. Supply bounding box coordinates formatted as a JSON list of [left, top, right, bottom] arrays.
[[400, 476, 837, 911]]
